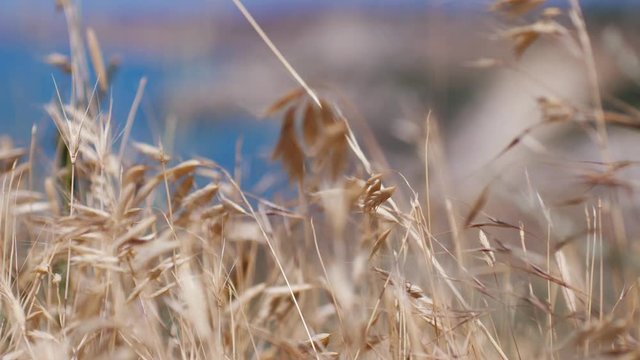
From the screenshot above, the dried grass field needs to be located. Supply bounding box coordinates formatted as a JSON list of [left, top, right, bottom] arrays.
[[1, 0, 640, 359]]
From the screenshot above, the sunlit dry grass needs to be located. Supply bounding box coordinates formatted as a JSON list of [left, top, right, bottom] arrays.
[[1, 0, 640, 359]]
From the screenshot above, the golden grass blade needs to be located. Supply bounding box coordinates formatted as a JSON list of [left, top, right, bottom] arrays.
[[369, 228, 392, 260], [464, 185, 490, 228]]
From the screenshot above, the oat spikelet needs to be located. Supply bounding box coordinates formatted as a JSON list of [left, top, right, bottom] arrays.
[[302, 101, 320, 147], [171, 175, 194, 209], [503, 20, 564, 58], [538, 97, 575, 123], [44, 53, 72, 74], [298, 333, 331, 354], [464, 185, 490, 227], [363, 174, 395, 211], [315, 121, 348, 180], [264, 87, 305, 117], [133, 142, 171, 163], [492, 0, 546, 17], [272, 107, 304, 183], [180, 183, 219, 210], [478, 230, 496, 267]]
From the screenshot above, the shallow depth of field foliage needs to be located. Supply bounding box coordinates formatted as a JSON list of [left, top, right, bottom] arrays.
[[1, 0, 640, 359]]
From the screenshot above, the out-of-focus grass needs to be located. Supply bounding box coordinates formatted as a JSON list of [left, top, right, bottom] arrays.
[[1, 1, 640, 359]]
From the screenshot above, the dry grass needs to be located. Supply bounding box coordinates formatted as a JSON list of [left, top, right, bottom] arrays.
[[1, 0, 640, 359]]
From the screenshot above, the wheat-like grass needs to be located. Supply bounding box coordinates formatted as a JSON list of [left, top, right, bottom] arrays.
[[0, 0, 639, 359]]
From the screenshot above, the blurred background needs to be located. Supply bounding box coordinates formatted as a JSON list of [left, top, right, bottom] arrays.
[[0, 0, 639, 194]]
